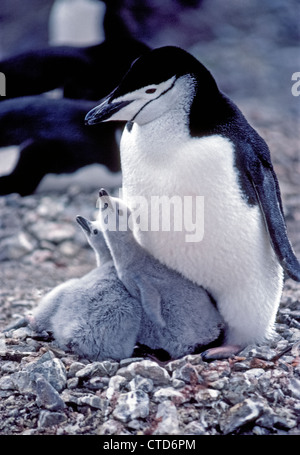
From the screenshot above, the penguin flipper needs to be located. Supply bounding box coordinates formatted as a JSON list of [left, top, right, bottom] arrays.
[[250, 159, 300, 282], [134, 275, 166, 328]]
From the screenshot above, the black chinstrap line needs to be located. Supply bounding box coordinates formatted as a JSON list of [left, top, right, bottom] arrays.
[[130, 77, 177, 122]]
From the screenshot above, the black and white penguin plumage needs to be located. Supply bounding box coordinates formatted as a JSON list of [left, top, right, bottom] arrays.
[[0, 96, 121, 196], [0, 38, 149, 101], [85, 46, 300, 359], [0, 37, 148, 195]]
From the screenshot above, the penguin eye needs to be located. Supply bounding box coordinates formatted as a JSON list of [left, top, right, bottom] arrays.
[[93, 229, 98, 235], [145, 88, 156, 94]]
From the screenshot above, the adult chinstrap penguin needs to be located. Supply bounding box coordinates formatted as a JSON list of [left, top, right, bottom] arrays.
[[85, 46, 300, 359]]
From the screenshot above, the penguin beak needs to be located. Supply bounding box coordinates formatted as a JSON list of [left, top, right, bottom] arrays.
[[85, 95, 133, 125], [76, 216, 91, 234]]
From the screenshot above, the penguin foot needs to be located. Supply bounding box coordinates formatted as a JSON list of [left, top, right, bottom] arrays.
[[24, 315, 54, 341], [201, 344, 241, 361], [2, 316, 29, 332]]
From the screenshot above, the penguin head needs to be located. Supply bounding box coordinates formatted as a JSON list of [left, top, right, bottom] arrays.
[[85, 46, 219, 126], [76, 215, 107, 253], [97, 188, 131, 231]]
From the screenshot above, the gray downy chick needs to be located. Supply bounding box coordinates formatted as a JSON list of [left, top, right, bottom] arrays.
[[27, 216, 141, 361], [98, 189, 224, 359]]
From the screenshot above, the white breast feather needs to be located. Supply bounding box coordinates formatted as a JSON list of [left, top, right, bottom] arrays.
[[120, 113, 283, 345]]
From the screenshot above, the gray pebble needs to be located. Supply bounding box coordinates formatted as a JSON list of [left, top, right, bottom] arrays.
[[153, 401, 179, 435], [287, 378, 300, 400], [79, 394, 105, 410], [34, 374, 66, 411], [113, 390, 150, 423], [38, 410, 67, 428], [76, 361, 119, 379], [27, 357, 67, 392], [67, 362, 86, 378], [116, 360, 171, 386], [0, 375, 15, 390], [220, 398, 265, 434], [153, 387, 187, 404], [128, 375, 154, 393]]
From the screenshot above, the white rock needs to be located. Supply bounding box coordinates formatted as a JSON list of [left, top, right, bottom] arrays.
[[117, 360, 170, 386], [153, 401, 179, 435], [220, 398, 264, 434], [196, 388, 220, 403], [113, 390, 150, 423], [153, 387, 187, 404]]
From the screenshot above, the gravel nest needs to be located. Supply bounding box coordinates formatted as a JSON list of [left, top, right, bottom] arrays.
[[0, 145, 299, 436]]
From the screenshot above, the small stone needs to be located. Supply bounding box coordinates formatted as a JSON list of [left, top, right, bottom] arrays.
[[239, 345, 277, 361], [172, 363, 199, 384], [208, 378, 229, 390], [287, 378, 300, 399], [85, 376, 107, 390], [153, 401, 179, 435], [67, 362, 86, 378], [195, 388, 220, 403], [153, 387, 188, 404], [38, 410, 67, 428], [244, 368, 265, 380], [34, 374, 66, 411], [0, 375, 15, 390], [79, 394, 105, 409], [11, 326, 32, 340], [98, 419, 124, 435], [59, 241, 79, 257], [117, 360, 170, 386], [26, 249, 53, 264], [252, 425, 270, 435], [0, 337, 6, 351], [60, 390, 81, 407], [128, 375, 154, 393], [0, 361, 19, 374], [0, 232, 36, 261], [171, 378, 185, 389], [76, 361, 119, 379], [273, 415, 297, 431], [106, 375, 128, 402], [29, 221, 75, 244], [119, 357, 145, 368], [109, 375, 128, 392], [67, 377, 79, 389], [113, 390, 150, 423], [12, 370, 36, 394], [27, 357, 67, 392], [183, 421, 207, 435], [231, 361, 249, 372], [220, 398, 264, 434], [201, 369, 220, 382], [291, 341, 300, 357], [127, 419, 145, 431], [165, 357, 189, 373]]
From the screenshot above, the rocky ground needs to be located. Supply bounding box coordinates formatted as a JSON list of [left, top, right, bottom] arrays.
[[0, 114, 300, 435], [0, 0, 300, 437]]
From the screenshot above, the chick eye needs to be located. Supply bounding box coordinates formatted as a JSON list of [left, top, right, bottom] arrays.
[[93, 229, 98, 235], [145, 88, 156, 94], [101, 202, 108, 212]]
